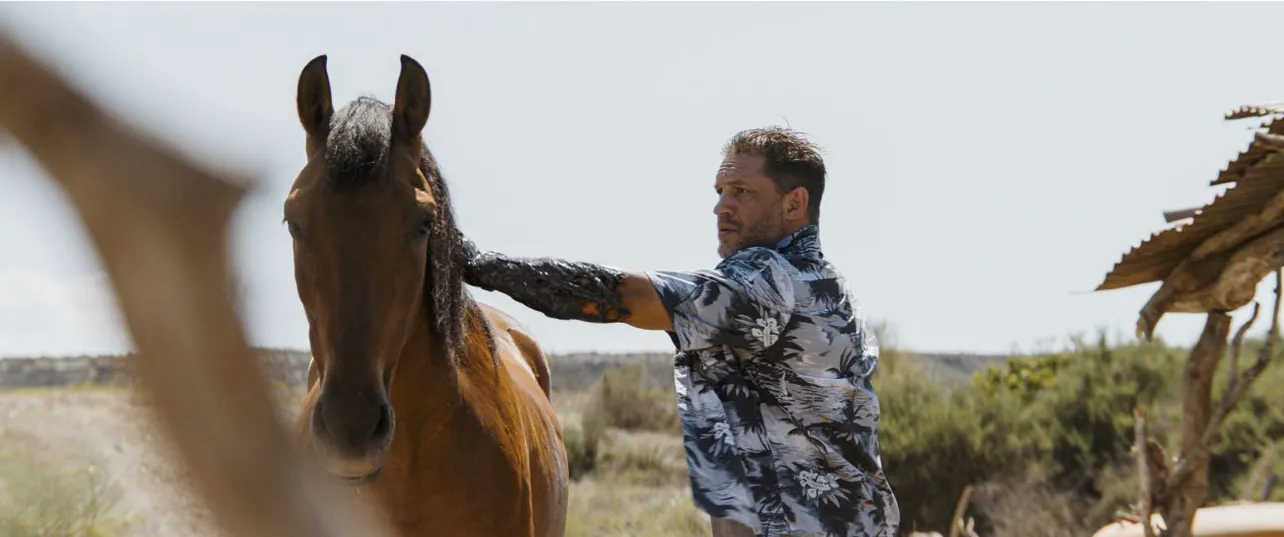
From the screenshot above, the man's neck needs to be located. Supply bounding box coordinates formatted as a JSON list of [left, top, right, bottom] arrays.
[[783, 220, 811, 237], [774, 220, 815, 245]]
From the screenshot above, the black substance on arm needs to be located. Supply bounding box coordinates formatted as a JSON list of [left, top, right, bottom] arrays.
[[461, 239, 631, 323]]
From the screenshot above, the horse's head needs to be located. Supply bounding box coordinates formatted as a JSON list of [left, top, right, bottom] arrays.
[[284, 54, 441, 484]]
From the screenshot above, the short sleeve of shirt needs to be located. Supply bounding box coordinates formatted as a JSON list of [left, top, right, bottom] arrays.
[[645, 248, 795, 353]]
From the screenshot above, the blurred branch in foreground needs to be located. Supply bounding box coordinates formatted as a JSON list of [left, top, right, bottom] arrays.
[[0, 29, 393, 537]]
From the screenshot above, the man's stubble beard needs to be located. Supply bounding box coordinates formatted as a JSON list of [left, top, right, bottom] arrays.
[[717, 207, 787, 259]]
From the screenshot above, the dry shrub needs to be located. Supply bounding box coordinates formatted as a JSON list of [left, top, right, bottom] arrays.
[[596, 434, 688, 488], [0, 450, 134, 537], [970, 475, 1094, 537], [557, 361, 684, 484], [585, 364, 678, 434], [565, 478, 707, 537], [564, 404, 608, 480]]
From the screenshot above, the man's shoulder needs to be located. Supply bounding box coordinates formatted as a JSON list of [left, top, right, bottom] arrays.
[[715, 246, 797, 280]]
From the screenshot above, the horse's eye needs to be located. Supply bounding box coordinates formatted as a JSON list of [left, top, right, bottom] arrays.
[[413, 213, 433, 240], [285, 219, 303, 239]]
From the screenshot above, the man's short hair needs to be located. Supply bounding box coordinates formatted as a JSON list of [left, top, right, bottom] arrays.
[[722, 126, 826, 222]]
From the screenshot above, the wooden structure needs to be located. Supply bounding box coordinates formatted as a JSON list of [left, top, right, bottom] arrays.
[[1098, 103, 1284, 341], [1096, 104, 1284, 537], [0, 30, 394, 537], [1092, 503, 1284, 537]]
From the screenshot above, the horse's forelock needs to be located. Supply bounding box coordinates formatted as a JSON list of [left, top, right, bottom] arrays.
[[325, 96, 491, 367]]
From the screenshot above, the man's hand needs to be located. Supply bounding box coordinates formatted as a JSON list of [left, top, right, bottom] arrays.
[[456, 236, 484, 285], [454, 235, 672, 331]]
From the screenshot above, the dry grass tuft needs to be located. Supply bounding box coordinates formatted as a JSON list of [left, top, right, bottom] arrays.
[[585, 364, 678, 434], [564, 406, 608, 480], [0, 447, 136, 537], [970, 475, 1093, 537], [565, 478, 707, 537]]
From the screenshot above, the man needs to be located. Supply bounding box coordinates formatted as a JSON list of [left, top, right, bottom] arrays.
[[459, 126, 900, 537]]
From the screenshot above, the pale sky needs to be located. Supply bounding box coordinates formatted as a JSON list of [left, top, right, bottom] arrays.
[[2, 2, 1283, 358]]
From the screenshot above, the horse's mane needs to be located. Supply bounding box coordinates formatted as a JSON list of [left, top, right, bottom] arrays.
[[324, 95, 494, 368]]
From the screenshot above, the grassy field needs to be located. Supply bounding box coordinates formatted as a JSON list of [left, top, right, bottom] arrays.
[[9, 336, 1277, 537], [0, 347, 998, 537], [0, 359, 714, 537]]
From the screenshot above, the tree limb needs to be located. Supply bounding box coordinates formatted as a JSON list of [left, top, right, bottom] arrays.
[[948, 484, 973, 537], [1158, 311, 1232, 537], [1165, 270, 1282, 504], [1239, 442, 1278, 502], [1135, 406, 1157, 537], [0, 30, 393, 537], [1227, 302, 1261, 393]]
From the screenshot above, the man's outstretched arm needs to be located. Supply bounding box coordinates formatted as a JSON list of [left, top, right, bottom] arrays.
[[459, 238, 673, 332]]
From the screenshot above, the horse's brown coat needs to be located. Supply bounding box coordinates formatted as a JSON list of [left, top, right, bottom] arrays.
[[297, 307, 568, 537], [287, 54, 568, 537]]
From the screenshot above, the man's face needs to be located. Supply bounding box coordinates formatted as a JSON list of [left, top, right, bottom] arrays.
[[713, 153, 789, 258]]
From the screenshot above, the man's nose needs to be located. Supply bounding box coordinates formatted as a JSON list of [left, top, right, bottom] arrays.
[[713, 195, 733, 217]]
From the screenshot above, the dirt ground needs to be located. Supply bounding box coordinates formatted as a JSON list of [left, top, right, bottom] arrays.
[[0, 387, 220, 537], [0, 386, 707, 537]]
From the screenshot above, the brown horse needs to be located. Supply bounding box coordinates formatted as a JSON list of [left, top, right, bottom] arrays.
[[283, 54, 569, 537]]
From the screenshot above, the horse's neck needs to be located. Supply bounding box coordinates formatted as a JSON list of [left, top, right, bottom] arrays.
[[386, 303, 492, 432]]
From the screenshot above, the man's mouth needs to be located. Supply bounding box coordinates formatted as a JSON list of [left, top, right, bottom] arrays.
[[718, 225, 739, 237]]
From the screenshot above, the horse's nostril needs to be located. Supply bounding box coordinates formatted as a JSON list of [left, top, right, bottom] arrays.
[[314, 390, 391, 454], [371, 404, 392, 441], [311, 399, 330, 436]]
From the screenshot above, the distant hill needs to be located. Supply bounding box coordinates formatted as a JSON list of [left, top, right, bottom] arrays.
[[0, 348, 313, 390], [0, 347, 1011, 392], [547, 350, 1011, 392], [909, 351, 1012, 387], [548, 352, 675, 392]]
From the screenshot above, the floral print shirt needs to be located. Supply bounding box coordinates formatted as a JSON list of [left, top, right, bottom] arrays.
[[646, 224, 900, 537]]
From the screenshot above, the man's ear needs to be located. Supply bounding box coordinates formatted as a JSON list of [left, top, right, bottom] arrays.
[[784, 186, 809, 220]]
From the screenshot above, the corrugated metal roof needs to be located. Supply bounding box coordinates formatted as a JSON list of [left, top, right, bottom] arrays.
[[1097, 106, 1284, 292], [1225, 102, 1284, 120], [1214, 116, 1284, 186]]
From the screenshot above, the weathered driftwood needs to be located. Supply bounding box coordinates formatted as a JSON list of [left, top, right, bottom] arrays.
[[1135, 406, 1158, 537], [1164, 311, 1235, 537], [0, 30, 393, 537], [1239, 442, 1279, 502], [1093, 502, 1284, 537], [1098, 101, 1284, 537], [1125, 272, 1282, 537], [1169, 273, 1281, 502], [1137, 226, 1284, 341], [1226, 303, 1261, 394], [947, 484, 975, 537]]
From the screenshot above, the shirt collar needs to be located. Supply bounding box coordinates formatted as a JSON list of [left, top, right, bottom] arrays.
[[774, 224, 822, 259]]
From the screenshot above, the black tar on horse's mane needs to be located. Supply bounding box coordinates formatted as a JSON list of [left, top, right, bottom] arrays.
[[323, 95, 493, 367]]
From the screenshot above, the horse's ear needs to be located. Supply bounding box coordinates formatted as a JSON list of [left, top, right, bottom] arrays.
[[296, 54, 334, 143], [392, 55, 431, 142]]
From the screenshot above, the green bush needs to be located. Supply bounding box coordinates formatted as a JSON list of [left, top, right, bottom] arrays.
[[561, 327, 1284, 534], [878, 332, 1284, 534]]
